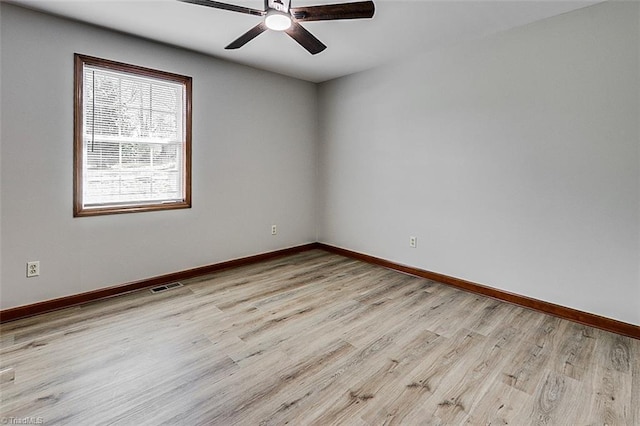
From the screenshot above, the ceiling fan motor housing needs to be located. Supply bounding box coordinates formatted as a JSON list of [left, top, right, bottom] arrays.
[[268, 0, 291, 13]]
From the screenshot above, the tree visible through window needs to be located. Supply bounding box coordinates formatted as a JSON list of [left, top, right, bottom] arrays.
[[74, 54, 192, 216]]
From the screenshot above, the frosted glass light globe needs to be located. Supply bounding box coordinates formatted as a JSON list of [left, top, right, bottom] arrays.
[[265, 10, 292, 31]]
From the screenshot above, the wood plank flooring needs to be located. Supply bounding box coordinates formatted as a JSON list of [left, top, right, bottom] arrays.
[[1, 250, 638, 425]]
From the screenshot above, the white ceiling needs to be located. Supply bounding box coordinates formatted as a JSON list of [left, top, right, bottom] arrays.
[[7, 0, 600, 82]]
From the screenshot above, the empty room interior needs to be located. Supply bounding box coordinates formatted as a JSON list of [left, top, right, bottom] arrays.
[[1, 0, 639, 424]]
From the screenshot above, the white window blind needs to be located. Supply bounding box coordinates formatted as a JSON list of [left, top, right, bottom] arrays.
[[82, 65, 186, 208]]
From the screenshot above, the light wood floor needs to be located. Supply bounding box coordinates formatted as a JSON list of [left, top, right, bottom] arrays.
[[1, 250, 638, 425]]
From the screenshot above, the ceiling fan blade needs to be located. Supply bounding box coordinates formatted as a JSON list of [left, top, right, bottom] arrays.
[[178, 0, 265, 17], [285, 22, 327, 55], [290, 1, 374, 22], [226, 22, 268, 49]]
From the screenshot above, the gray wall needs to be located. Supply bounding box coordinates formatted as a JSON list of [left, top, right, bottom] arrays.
[[318, 1, 640, 325], [0, 4, 318, 309]]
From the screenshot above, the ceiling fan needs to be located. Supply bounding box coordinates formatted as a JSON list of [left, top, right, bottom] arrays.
[[178, 0, 375, 55]]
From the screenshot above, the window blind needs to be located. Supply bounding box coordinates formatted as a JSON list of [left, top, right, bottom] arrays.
[[82, 65, 185, 207]]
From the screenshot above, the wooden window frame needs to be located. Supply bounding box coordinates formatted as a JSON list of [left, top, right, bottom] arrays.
[[73, 54, 192, 217]]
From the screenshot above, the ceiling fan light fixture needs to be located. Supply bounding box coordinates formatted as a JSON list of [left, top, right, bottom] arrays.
[[181, 0, 375, 54], [265, 10, 292, 31]]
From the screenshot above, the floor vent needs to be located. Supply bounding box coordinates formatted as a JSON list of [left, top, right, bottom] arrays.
[[150, 282, 183, 294]]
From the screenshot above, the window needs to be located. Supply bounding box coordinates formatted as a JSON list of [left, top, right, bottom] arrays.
[[74, 54, 192, 216]]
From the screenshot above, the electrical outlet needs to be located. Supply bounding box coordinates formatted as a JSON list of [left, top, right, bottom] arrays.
[[409, 236, 417, 248], [271, 225, 277, 235], [27, 261, 40, 277]]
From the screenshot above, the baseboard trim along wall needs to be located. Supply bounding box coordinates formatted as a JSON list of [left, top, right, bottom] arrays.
[[2, 241, 638, 339], [0, 243, 319, 323], [317, 243, 640, 340]]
